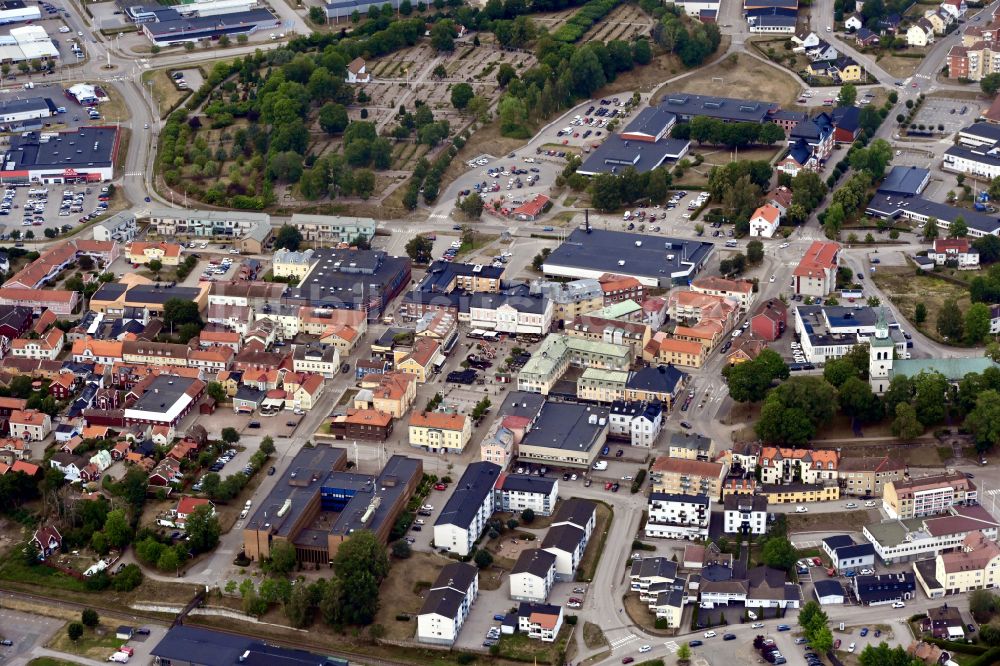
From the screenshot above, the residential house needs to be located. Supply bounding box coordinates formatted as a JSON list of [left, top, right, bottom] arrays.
[[723, 493, 768, 535], [908, 19, 935, 46], [395, 337, 441, 384], [822, 535, 877, 572], [542, 499, 596, 580], [292, 343, 340, 378], [516, 603, 563, 642], [643, 334, 707, 369], [790, 29, 820, 51], [844, 13, 863, 30], [9, 409, 51, 441], [667, 431, 714, 461], [840, 455, 906, 497], [174, 496, 214, 529], [598, 273, 644, 306], [760, 447, 839, 485], [624, 364, 688, 407], [357, 371, 416, 418], [328, 408, 394, 442], [498, 475, 558, 516], [127, 242, 182, 266], [751, 298, 787, 341], [650, 456, 726, 498], [928, 237, 980, 269], [30, 524, 61, 558], [10, 328, 64, 361], [855, 27, 879, 46], [853, 572, 916, 605], [749, 204, 781, 238], [793, 241, 840, 297], [345, 57, 371, 83]]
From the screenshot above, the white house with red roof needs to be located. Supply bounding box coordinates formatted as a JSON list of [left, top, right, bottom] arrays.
[[750, 204, 781, 238], [31, 524, 61, 558], [793, 241, 840, 297], [928, 238, 980, 270], [173, 496, 215, 529]]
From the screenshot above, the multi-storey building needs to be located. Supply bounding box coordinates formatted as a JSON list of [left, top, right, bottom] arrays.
[[417, 563, 479, 646], [577, 368, 629, 403], [839, 456, 906, 497], [645, 492, 711, 540], [723, 494, 768, 535], [650, 457, 727, 498], [497, 475, 558, 516], [914, 530, 1000, 597], [287, 213, 377, 244], [509, 549, 557, 602], [434, 462, 501, 556], [883, 471, 978, 519], [759, 447, 839, 485]]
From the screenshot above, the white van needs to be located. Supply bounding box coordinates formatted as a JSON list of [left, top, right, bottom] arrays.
[[623, 211, 631, 221], [108, 652, 129, 663], [592, 460, 608, 471]]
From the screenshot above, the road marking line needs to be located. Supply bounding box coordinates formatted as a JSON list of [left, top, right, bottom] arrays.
[[664, 641, 680, 653]]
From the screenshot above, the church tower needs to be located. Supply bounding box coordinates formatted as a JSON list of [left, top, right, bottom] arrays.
[[869, 307, 894, 394]]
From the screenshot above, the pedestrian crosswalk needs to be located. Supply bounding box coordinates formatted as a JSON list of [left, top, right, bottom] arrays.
[[664, 641, 680, 653], [609, 634, 637, 651], [124, 171, 144, 177]]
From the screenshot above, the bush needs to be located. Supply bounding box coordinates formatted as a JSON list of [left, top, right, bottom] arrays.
[[566, 615, 578, 625], [395, 614, 410, 621]]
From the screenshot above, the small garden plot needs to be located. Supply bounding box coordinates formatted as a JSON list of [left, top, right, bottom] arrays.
[[528, 8, 578, 32], [582, 3, 653, 43]]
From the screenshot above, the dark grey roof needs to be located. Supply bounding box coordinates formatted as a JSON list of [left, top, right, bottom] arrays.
[[512, 548, 556, 577], [551, 497, 596, 530], [433, 561, 478, 592], [947, 145, 1000, 172], [3, 127, 117, 171], [752, 12, 798, 25], [543, 228, 713, 284], [434, 461, 501, 529], [542, 522, 585, 553], [326, 0, 400, 13], [498, 391, 546, 420], [631, 556, 678, 580], [517, 601, 562, 618], [610, 400, 644, 418], [723, 494, 768, 512], [701, 563, 734, 582], [878, 166, 930, 197], [327, 455, 422, 539], [624, 107, 676, 137], [145, 8, 275, 38], [961, 122, 1000, 143], [579, 135, 689, 175], [501, 474, 556, 495], [650, 491, 710, 506], [419, 586, 468, 618], [669, 431, 712, 452], [626, 365, 686, 394], [822, 535, 855, 550], [521, 402, 609, 453], [0, 97, 54, 117], [854, 572, 915, 603], [866, 193, 1000, 235], [658, 93, 776, 123], [282, 247, 410, 312], [830, 105, 861, 133], [469, 291, 549, 315], [416, 260, 504, 293], [118, 283, 203, 305], [131, 375, 199, 414], [813, 579, 845, 598], [234, 385, 266, 404], [151, 626, 342, 666], [834, 543, 876, 560]]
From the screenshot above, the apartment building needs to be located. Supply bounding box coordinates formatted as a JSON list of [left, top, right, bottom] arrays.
[[541, 498, 596, 580], [793, 241, 840, 297], [577, 368, 628, 403], [287, 213, 377, 244], [509, 549, 557, 602], [914, 530, 1000, 597], [469, 292, 553, 336], [608, 400, 663, 448], [531, 279, 604, 323], [668, 431, 715, 461], [434, 462, 501, 556], [645, 492, 711, 540], [864, 505, 999, 564], [723, 493, 768, 535], [883, 471, 977, 519], [566, 315, 650, 358], [516, 333, 632, 395], [839, 456, 907, 497], [690, 276, 755, 311], [650, 456, 726, 498], [643, 334, 707, 368], [497, 475, 558, 516], [417, 563, 479, 646]]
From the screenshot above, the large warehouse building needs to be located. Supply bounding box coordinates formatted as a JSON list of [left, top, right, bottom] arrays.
[[542, 227, 714, 287], [140, 7, 280, 45], [0, 126, 119, 183], [0, 96, 56, 124]]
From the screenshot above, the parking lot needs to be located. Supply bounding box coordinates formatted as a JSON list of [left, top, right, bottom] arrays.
[[911, 97, 973, 136], [0, 182, 111, 239], [0, 608, 63, 664]]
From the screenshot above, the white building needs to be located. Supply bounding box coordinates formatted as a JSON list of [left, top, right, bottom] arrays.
[[863, 506, 999, 564], [469, 293, 553, 336], [822, 535, 877, 572], [645, 492, 711, 540], [813, 579, 846, 605], [345, 57, 370, 83], [794, 304, 906, 365], [509, 549, 557, 602], [542, 499, 596, 580], [416, 563, 479, 646], [749, 204, 781, 238], [630, 556, 679, 593], [723, 494, 768, 535], [516, 602, 563, 642], [92, 212, 137, 243], [497, 475, 558, 517], [927, 238, 980, 269], [433, 462, 500, 557], [844, 14, 863, 30], [608, 400, 663, 448]]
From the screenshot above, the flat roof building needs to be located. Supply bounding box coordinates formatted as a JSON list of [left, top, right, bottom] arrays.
[[0, 127, 119, 183], [519, 401, 609, 469], [542, 228, 714, 288], [879, 166, 931, 197], [141, 8, 280, 45]]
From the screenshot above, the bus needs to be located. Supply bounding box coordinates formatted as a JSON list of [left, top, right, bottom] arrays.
[[432, 356, 447, 374], [482, 331, 500, 343], [468, 329, 486, 339]]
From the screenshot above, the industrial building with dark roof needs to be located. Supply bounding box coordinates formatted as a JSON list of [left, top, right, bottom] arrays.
[[141, 8, 281, 46], [878, 166, 931, 197], [0, 127, 119, 182], [151, 625, 347, 666], [542, 228, 714, 287]]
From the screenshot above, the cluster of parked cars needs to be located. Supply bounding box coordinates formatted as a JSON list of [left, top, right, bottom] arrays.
[[108, 646, 135, 663], [172, 71, 189, 90], [205, 448, 239, 475], [200, 257, 232, 281], [535, 147, 568, 158], [753, 633, 787, 664], [440, 239, 461, 263], [791, 341, 806, 365], [482, 624, 501, 647], [466, 156, 490, 168]]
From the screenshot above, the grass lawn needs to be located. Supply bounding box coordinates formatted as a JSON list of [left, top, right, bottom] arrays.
[[872, 266, 972, 344], [659, 52, 802, 109], [495, 624, 572, 664], [28, 659, 86, 666], [373, 551, 453, 641], [47, 623, 128, 660], [577, 502, 613, 582], [141, 67, 192, 119], [0, 558, 90, 593], [877, 52, 928, 79], [456, 233, 499, 259], [337, 388, 358, 407]]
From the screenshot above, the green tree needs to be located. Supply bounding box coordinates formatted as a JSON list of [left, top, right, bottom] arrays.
[[891, 402, 923, 440], [915, 302, 928, 325], [966, 302, 992, 344], [969, 589, 1000, 620], [520, 508, 535, 524], [723, 348, 789, 403], [318, 103, 349, 135], [334, 529, 390, 585], [950, 216, 969, 238], [837, 83, 857, 107], [474, 549, 494, 569], [430, 19, 456, 51], [450, 83, 474, 110], [285, 583, 313, 628], [923, 217, 939, 242], [405, 235, 434, 264], [81, 609, 99, 628], [823, 358, 860, 387], [458, 192, 484, 219], [221, 427, 240, 444], [838, 376, 883, 423], [965, 389, 1000, 452], [186, 504, 221, 554], [112, 564, 143, 592], [259, 436, 275, 456], [676, 643, 691, 663], [308, 5, 326, 23], [163, 298, 201, 328], [275, 224, 303, 251], [67, 622, 84, 641], [937, 300, 965, 340], [391, 540, 412, 559], [913, 371, 949, 427], [982, 72, 1000, 96], [858, 642, 923, 666], [102, 509, 131, 550], [206, 381, 226, 402], [761, 537, 797, 571], [268, 541, 297, 576], [746, 239, 764, 265], [147, 259, 163, 276]]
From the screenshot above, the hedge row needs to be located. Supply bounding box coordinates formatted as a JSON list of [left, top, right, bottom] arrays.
[[552, 0, 621, 43]]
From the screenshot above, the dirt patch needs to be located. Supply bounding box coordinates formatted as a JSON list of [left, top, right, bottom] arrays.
[[787, 509, 878, 534], [877, 53, 928, 79], [582, 3, 653, 43], [814, 414, 893, 441], [598, 36, 731, 97], [658, 52, 802, 109], [872, 266, 971, 344], [373, 550, 455, 641], [583, 621, 609, 649]]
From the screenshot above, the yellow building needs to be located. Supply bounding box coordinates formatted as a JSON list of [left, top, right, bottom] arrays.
[[650, 457, 726, 499], [915, 531, 1000, 597], [356, 372, 416, 419], [883, 471, 977, 520], [643, 334, 706, 368], [408, 411, 472, 453], [759, 483, 840, 504], [576, 368, 628, 403], [837, 61, 863, 82], [272, 248, 316, 281], [127, 242, 183, 266], [394, 338, 441, 384]]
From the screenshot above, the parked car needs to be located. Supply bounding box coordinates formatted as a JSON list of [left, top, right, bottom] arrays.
[[688, 640, 703, 647], [776, 625, 791, 632], [704, 631, 717, 638]]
